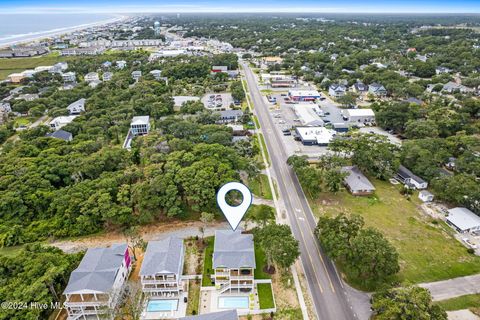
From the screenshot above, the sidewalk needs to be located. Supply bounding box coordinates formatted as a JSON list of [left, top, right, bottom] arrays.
[[419, 274, 480, 301]]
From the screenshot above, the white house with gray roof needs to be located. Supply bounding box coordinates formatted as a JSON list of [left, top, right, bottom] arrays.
[[63, 244, 132, 320], [213, 230, 255, 294], [67, 98, 86, 115], [341, 166, 375, 196], [140, 237, 185, 296]]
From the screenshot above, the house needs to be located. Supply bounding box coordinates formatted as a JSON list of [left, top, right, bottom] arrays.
[[341, 166, 375, 196], [46, 129, 73, 142], [295, 127, 336, 146], [446, 157, 456, 170], [132, 71, 142, 81], [116, 60, 127, 69], [62, 72, 76, 83], [343, 109, 375, 124], [49, 62, 68, 74], [16, 93, 39, 101], [84, 72, 99, 83], [351, 82, 368, 98], [435, 66, 451, 75], [7, 73, 25, 83], [368, 83, 387, 97], [140, 237, 185, 296], [288, 90, 321, 102], [442, 81, 473, 94], [213, 230, 255, 294], [396, 165, 428, 189], [67, 98, 86, 115], [89, 80, 102, 88], [418, 190, 434, 202], [102, 61, 112, 69], [49, 115, 78, 131], [328, 84, 347, 98], [103, 72, 113, 81], [446, 207, 480, 233], [63, 244, 132, 320], [292, 104, 324, 127], [218, 110, 244, 124], [180, 310, 238, 320], [130, 116, 150, 136], [149, 69, 162, 80]]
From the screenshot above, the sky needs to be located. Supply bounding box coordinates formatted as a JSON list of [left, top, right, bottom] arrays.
[[0, 0, 480, 14]]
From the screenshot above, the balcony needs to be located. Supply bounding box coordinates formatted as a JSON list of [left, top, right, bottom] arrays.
[[64, 294, 110, 307]]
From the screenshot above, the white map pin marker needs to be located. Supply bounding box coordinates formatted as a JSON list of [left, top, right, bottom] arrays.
[[217, 182, 252, 231]]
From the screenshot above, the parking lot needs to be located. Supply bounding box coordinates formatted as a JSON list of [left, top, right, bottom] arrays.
[[201, 93, 234, 111], [266, 93, 333, 158]]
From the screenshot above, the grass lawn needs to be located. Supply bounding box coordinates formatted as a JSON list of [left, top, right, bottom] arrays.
[[257, 283, 275, 309], [248, 174, 273, 200], [254, 243, 272, 280], [186, 280, 201, 315], [0, 55, 73, 80], [202, 236, 215, 286], [436, 294, 480, 311], [310, 179, 480, 286], [14, 117, 33, 127]]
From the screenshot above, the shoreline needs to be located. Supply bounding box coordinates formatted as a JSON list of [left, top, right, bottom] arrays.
[[0, 14, 129, 49]]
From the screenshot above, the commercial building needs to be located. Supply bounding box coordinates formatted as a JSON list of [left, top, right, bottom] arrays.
[[292, 104, 324, 126], [288, 90, 321, 102], [343, 109, 375, 124], [218, 110, 244, 124], [446, 207, 480, 233], [295, 127, 336, 146]]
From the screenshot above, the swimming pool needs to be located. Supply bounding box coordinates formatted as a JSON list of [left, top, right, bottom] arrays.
[[218, 296, 249, 309], [146, 299, 178, 312]]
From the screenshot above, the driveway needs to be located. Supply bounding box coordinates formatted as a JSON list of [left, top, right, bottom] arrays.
[[419, 274, 480, 301]]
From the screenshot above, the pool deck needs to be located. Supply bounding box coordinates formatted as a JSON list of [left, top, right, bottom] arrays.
[[199, 286, 259, 316], [141, 291, 188, 320]]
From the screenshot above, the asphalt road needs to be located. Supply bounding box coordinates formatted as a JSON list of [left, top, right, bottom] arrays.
[[242, 62, 358, 320]]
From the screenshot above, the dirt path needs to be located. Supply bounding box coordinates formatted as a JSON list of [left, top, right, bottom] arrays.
[[50, 221, 228, 253]]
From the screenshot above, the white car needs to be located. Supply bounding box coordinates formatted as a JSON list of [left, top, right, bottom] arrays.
[[462, 238, 477, 249]]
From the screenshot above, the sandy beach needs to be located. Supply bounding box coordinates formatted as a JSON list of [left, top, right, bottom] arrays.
[[0, 14, 129, 49]]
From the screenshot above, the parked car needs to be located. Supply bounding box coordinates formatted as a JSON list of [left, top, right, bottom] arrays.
[[462, 238, 477, 249]]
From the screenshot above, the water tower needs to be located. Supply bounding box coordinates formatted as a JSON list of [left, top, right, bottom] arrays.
[[154, 21, 161, 36]]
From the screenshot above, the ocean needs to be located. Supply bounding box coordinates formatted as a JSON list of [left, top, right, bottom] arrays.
[[0, 13, 118, 46]]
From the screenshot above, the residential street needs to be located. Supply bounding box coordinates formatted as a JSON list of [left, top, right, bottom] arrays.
[[242, 61, 371, 320]]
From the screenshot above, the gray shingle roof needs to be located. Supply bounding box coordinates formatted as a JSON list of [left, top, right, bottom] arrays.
[[46, 129, 72, 141], [140, 237, 184, 276], [180, 310, 238, 320], [64, 244, 128, 294], [398, 165, 426, 184], [213, 230, 255, 269], [341, 166, 375, 193]]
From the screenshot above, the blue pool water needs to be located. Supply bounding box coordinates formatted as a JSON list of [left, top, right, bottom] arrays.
[[146, 299, 178, 312], [218, 296, 249, 309]]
